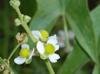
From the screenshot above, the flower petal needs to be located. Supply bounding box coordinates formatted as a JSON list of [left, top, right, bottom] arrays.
[[29, 48, 34, 59], [47, 35, 58, 45], [21, 44, 29, 49], [49, 53, 60, 63], [32, 31, 41, 40], [55, 44, 59, 51], [14, 56, 26, 65], [36, 41, 45, 54], [47, 35, 59, 51]]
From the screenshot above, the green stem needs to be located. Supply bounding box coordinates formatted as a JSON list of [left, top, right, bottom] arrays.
[[45, 60, 55, 74], [63, 16, 71, 50], [8, 43, 20, 61], [15, 8, 37, 43]]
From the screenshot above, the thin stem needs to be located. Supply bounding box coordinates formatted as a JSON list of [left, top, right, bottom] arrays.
[[45, 60, 55, 74], [16, 8, 37, 43], [63, 16, 71, 50], [8, 43, 20, 61]]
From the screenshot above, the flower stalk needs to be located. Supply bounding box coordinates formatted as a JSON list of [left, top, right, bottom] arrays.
[[15, 8, 37, 43], [45, 60, 55, 74], [9, 0, 57, 74], [63, 16, 71, 50], [7, 43, 21, 61]]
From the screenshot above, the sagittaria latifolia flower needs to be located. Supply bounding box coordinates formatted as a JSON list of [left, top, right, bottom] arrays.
[[14, 44, 34, 65], [32, 30, 49, 42], [36, 35, 60, 63]]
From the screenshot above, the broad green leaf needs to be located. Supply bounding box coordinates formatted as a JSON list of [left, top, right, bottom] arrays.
[[59, 42, 88, 74], [90, 5, 100, 74], [92, 37, 100, 74], [30, 0, 96, 63], [29, 1, 97, 73], [65, 0, 96, 62], [92, 65, 100, 74], [30, 0, 61, 31], [29, 0, 61, 48], [97, 37, 100, 62], [91, 5, 100, 41], [91, 5, 100, 58], [20, 0, 37, 16]]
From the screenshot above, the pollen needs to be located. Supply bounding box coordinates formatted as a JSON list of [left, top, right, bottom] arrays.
[[19, 48, 30, 58], [45, 44, 55, 54]]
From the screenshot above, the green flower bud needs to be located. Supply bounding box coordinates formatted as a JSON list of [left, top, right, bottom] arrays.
[[40, 30, 49, 42], [9, 0, 20, 9], [15, 18, 21, 26], [23, 15, 31, 23]]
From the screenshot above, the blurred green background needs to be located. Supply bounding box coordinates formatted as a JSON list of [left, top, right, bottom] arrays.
[[0, 0, 99, 74]]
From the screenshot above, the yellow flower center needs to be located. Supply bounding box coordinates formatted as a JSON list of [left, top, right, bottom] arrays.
[[19, 48, 30, 58], [45, 44, 55, 54], [40, 30, 49, 41]]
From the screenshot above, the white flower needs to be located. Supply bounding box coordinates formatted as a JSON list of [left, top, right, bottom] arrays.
[[14, 44, 34, 65], [32, 30, 49, 41], [36, 35, 60, 63], [32, 31, 41, 40]]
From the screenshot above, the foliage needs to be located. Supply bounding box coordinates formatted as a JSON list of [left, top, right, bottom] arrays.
[[0, 0, 100, 74]]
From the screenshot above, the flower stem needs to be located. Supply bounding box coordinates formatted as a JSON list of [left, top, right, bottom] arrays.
[[45, 60, 55, 74], [8, 43, 20, 61], [15, 8, 37, 43], [63, 16, 71, 50], [13, 5, 55, 74]]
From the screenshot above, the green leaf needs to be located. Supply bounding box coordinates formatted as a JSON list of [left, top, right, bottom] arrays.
[[90, 5, 100, 74], [20, 0, 37, 16], [91, 5, 100, 41], [65, 0, 96, 62], [30, 0, 96, 62], [59, 42, 88, 74], [92, 65, 100, 74], [91, 5, 100, 59], [97, 37, 100, 62], [30, 0, 61, 31], [92, 37, 100, 74]]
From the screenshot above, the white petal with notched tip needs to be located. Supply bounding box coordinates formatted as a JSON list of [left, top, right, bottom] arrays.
[[47, 35, 58, 45], [49, 53, 60, 63], [32, 31, 41, 40], [21, 44, 29, 49], [14, 56, 26, 65], [37, 41, 45, 54]]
